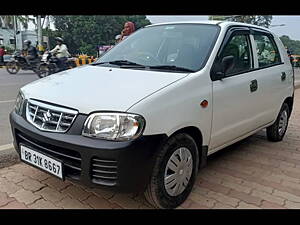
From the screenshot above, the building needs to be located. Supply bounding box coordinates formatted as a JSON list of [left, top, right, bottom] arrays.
[[0, 28, 37, 51], [21, 30, 38, 47]]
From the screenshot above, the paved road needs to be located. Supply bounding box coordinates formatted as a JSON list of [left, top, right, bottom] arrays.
[[294, 67, 300, 84], [0, 69, 38, 167]]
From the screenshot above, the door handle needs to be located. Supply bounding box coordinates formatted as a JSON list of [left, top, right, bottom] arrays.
[[281, 72, 286, 81], [250, 79, 258, 92]]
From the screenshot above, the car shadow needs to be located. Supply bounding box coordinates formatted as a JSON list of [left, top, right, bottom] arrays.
[[207, 130, 267, 163]]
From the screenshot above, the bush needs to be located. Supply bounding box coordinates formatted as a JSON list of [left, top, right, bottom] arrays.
[[3, 46, 15, 54]]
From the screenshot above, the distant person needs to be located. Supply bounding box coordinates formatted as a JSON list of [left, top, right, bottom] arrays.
[[118, 21, 136, 43], [257, 42, 275, 63], [23, 40, 38, 65], [39, 42, 48, 55], [285, 46, 291, 56], [50, 37, 71, 70], [0, 46, 5, 65], [285, 46, 293, 65]]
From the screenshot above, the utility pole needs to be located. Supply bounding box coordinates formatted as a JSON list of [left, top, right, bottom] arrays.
[[46, 15, 50, 49], [37, 15, 43, 52], [13, 15, 17, 50]]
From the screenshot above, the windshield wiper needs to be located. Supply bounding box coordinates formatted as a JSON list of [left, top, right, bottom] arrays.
[[91, 61, 195, 72], [148, 65, 195, 72], [91, 60, 146, 67]]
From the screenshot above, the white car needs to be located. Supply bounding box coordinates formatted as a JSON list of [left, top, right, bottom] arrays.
[[10, 21, 294, 208]]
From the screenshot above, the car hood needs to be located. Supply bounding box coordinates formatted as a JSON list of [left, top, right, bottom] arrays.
[[21, 65, 188, 114]]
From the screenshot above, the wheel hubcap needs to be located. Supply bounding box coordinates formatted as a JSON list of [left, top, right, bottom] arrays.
[[164, 147, 193, 196], [278, 110, 288, 136]]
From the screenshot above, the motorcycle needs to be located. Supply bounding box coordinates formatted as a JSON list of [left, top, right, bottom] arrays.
[[38, 51, 77, 78], [6, 51, 41, 75]]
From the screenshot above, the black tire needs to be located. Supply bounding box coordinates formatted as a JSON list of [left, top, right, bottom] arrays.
[[266, 103, 290, 142], [38, 64, 51, 78], [6, 62, 20, 74], [144, 133, 199, 209], [68, 61, 76, 69]]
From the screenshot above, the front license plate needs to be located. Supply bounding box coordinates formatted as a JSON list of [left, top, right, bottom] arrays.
[[20, 145, 63, 179]]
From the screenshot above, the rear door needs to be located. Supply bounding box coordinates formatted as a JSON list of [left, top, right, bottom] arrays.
[[249, 29, 293, 122]]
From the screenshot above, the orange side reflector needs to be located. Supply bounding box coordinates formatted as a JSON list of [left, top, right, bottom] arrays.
[[200, 100, 208, 108]]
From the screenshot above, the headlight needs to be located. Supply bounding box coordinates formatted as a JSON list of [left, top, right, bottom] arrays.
[[82, 112, 145, 141], [15, 91, 25, 115]]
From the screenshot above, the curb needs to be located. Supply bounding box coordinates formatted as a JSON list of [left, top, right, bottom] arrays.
[[0, 148, 20, 169]]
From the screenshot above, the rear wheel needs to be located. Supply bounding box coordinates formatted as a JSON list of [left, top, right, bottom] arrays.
[[144, 133, 199, 208], [6, 62, 20, 74], [67, 60, 76, 69], [266, 103, 290, 142]]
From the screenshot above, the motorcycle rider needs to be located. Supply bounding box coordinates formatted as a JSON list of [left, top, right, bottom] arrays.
[[23, 40, 38, 66], [49, 37, 70, 71]]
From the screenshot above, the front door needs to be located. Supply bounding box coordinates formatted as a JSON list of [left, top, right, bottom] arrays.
[[210, 29, 264, 150]]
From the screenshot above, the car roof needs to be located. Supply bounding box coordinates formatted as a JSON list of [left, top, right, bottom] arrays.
[[146, 20, 271, 33]]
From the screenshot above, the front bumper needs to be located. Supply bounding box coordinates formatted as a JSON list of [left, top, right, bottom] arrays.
[[10, 111, 167, 192]]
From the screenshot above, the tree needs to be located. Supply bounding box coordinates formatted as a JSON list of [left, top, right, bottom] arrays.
[[0, 15, 34, 30], [48, 15, 151, 56], [208, 16, 227, 21], [230, 15, 273, 28], [209, 15, 273, 28], [279, 35, 300, 55]]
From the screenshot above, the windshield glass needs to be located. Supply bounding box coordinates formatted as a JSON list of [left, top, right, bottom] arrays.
[[95, 24, 220, 72]]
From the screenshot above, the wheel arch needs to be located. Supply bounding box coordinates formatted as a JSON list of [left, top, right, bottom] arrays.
[[169, 126, 207, 169], [284, 95, 294, 117]]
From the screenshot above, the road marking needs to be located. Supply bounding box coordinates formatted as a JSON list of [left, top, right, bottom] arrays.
[[0, 143, 14, 152], [0, 100, 15, 104]]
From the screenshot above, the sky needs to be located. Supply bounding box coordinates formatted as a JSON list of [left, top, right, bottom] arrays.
[[146, 15, 300, 40], [27, 15, 300, 41]]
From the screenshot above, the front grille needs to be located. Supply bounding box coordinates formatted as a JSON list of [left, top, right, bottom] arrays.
[[26, 99, 78, 133], [91, 157, 118, 186], [16, 130, 82, 180]]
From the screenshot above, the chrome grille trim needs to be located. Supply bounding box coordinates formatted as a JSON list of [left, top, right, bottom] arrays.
[[26, 99, 78, 133]]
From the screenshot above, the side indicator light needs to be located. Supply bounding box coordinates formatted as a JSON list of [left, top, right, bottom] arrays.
[[200, 100, 208, 108]]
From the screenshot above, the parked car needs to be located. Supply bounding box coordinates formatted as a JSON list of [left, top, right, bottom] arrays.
[[10, 21, 294, 209]]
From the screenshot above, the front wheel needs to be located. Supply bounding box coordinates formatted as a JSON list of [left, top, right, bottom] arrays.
[[144, 133, 199, 208], [37, 64, 51, 78], [266, 103, 290, 142], [6, 61, 20, 74]]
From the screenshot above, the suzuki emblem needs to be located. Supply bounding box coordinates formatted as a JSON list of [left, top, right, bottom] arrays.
[[42, 111, 52, 123]]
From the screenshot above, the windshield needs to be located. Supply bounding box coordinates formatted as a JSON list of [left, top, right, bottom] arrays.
[[95, 24, 220, 72]]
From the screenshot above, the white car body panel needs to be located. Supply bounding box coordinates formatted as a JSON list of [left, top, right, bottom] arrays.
[[21, 65, 188, 114], [128, 67, 213, 146]]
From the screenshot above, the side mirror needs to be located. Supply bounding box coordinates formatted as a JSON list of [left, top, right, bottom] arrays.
[[211, 55, 235, 81], [221, 55, 234, 74]]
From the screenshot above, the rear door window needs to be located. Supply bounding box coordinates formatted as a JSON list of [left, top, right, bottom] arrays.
[[253, 34, 281, 67]]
